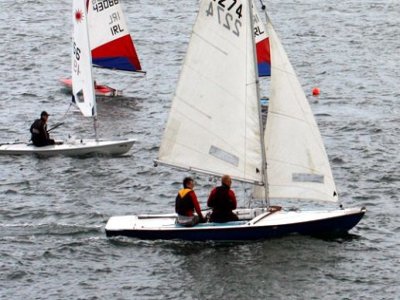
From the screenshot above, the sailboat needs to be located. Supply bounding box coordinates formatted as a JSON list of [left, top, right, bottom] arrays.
[[105, 0, 365, 240], [0, 0, 135, 156], [60, 78, 122, 97], [60, 0, 143, 97]]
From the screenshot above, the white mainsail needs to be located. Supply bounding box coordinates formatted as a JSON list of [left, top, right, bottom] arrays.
[[72, 0, 97, 117], [254, 14, 338, 202], [158, 0, 264, 184]]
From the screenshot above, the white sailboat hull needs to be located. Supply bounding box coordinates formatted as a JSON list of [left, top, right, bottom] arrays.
[[104, 0, 366, 241], [105, 207, 366, 241], [0, 138, 135, 156]]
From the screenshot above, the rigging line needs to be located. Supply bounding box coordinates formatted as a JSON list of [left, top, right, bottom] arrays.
[[48, 102, 73, 132], [60, 102, 73, 122], [258, 0, 266, 10]]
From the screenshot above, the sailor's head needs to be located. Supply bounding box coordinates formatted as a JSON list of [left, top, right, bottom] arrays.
[[221, 175, 232, 188], [183, 177, 194, 189], [40, 110, 49, 121]]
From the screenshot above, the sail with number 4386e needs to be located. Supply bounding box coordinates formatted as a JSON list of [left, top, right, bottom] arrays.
[[60, 0, 144, 97], [88, 0, 142, 73], [105, 0, 365, 241]]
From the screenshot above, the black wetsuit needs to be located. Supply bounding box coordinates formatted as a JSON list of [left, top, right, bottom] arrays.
[[30, 118, 55, 147], [207, 185, 239, 223]]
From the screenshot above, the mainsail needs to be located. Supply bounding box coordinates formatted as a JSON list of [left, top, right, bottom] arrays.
[[88, 0, 142, 72], [254, 13, 338, 202], [158, 0, 264, 184], [72, 0, 97, 117]]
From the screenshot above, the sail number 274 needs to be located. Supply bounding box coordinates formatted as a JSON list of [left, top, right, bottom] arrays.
[[206, 0, 243, 37]]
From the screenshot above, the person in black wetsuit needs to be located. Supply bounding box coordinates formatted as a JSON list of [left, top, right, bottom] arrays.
[[207, 175, 239, 223], [30, 111, 55, 147]]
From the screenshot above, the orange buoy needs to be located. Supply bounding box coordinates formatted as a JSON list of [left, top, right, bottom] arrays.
[[312, 87, 320, 96]]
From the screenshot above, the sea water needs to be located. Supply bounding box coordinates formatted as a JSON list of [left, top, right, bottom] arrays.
[[0, 0, 399, 299]]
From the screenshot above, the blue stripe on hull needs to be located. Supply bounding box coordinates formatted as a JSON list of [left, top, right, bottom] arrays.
[[106, 211, 365, 241]]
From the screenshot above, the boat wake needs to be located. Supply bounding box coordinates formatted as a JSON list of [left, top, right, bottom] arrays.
[[0, 222, 103, 238]]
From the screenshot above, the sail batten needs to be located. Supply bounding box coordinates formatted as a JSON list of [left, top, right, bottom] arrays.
[[155, 160, 264, 185], [158, 0, 264, 184]]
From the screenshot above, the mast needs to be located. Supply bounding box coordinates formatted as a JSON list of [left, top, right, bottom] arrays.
[[249, 0, 269, 207], [84, 2, 98, 141], [93, 117, 99, 141]]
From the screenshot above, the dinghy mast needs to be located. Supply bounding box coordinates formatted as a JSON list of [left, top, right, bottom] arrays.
[[250, 0, 269, 207]]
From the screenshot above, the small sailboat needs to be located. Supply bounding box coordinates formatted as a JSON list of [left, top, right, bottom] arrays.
[[105, 0, 365, 240], [60, 0, 143, 97], [0, 0, 135, 156], [60, 78, 122, 97]]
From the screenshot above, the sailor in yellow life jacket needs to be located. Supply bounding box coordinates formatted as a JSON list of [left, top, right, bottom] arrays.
[[175, 177, 205, 226]]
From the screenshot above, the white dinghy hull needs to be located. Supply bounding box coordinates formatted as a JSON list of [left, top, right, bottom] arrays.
[[105, 0, 366, 241], [0, 138, 135, 156], [105, 207, 366, 241]]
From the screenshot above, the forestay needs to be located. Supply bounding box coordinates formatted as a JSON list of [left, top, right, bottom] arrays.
[[88, 0, 142, 72], [158, 0, 264, 184], [72, 0, 97, 117], [254, 16, 338, 202]]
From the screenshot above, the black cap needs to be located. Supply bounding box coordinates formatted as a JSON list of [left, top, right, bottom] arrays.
[[41, 111, 49, 117]]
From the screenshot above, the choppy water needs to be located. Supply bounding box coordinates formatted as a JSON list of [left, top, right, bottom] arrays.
[[1, 0, 399, 299]]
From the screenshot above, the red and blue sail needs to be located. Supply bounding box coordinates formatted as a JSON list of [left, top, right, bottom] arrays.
[[256, 36, 271, 77], [253, 2, 271, 77], [91, 35, 142, 72], [88, 0, 143, 73]]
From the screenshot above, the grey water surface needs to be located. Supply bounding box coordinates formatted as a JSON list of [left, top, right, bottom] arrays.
[[1, 0, 399, 299]]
